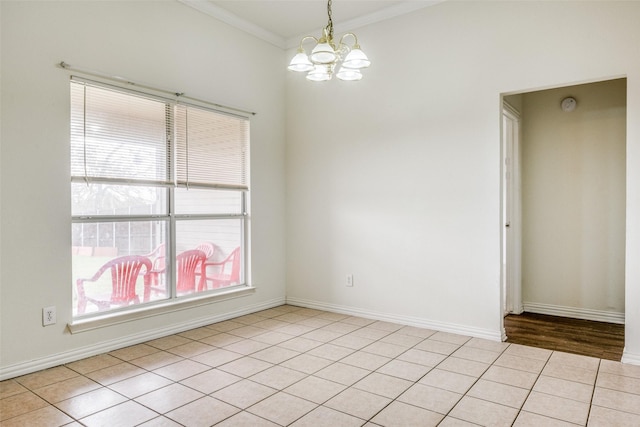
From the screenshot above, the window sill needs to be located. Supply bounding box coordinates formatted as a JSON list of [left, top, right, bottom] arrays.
[[67, 286, 256, 334]]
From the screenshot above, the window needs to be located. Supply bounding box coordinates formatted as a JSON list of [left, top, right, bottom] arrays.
[[70, 78, 249, 318]]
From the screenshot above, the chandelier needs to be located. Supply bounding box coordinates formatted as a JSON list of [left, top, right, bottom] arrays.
[[287, 0, 371, 82]]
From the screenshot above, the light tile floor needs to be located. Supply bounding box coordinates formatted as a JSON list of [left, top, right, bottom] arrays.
[[2, 305, 640, 426]]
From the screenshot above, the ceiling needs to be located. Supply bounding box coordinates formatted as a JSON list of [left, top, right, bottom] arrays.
[[179, 0, 443, 49]]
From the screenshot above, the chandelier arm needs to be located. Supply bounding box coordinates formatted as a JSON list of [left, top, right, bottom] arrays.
[[298, 35, 319, 51], [338, 32, 359, 49]]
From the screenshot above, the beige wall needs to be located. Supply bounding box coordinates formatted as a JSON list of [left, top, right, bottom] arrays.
[[521, 80, 626, 318]]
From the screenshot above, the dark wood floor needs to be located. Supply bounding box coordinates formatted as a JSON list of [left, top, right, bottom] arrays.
[[504, 312, 624, 361]]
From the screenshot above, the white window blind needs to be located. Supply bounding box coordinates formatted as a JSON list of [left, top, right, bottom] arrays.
[[175, 105, 249, 190], [70, 78, 249, 190], [70, 80, 170, 186]]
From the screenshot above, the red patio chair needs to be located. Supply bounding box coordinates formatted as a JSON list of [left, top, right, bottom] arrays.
[[76, 255, 152, 314], [146, 249, 207, 298], [195, 242, 216, 259], [176, 249, 207, 294], [195, 242, 217, 287], [144, 243, 166, 287], [205, 247, 241, 289]]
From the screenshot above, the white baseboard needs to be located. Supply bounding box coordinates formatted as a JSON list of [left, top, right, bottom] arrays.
[[0, 297, 285, 381], [522, 301, 625, 324], [622, 350, 640, 366], [285, 297, 503, 342]]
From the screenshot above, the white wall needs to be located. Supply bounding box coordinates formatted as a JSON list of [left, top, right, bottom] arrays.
[[521, 80, 626, 320], [285, 0, 640, 363], [0, 1, 286, 377]]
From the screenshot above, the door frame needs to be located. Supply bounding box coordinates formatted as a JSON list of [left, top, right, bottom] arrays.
[[502, 102, 523, 321]]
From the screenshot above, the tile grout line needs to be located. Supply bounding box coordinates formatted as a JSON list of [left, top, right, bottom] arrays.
[[585, 358, 602, 426], [507, 346, 553, 426], [431, 339, 510, 426], [3, 306, 639, 426]]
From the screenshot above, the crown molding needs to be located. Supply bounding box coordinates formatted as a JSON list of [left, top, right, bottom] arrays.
[[179, 0, 446, 51], [285, 1, 445, 49], [178, 0, 287, 49]]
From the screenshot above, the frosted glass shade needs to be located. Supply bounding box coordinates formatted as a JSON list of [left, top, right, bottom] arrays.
[[310, 42, 337, 64], [306, 65, 332, 82], [336, 67, 362, 81], [288, 52, 313, 72], [342, 48, 371, 69]]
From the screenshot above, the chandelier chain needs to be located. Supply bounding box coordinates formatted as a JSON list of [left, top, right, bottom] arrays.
[[326, 0, 334, 41]]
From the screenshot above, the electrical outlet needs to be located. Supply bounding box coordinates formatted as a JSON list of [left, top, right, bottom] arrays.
[[346, 274, 354, 287], [43, 306, 56, 326]]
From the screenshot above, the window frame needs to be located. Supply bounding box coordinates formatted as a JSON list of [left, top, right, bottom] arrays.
[[69, 77, 251, 323]]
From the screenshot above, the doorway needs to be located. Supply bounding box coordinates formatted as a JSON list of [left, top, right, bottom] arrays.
[[501, 79, 627, 348], [502, 102, 522, 317]]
